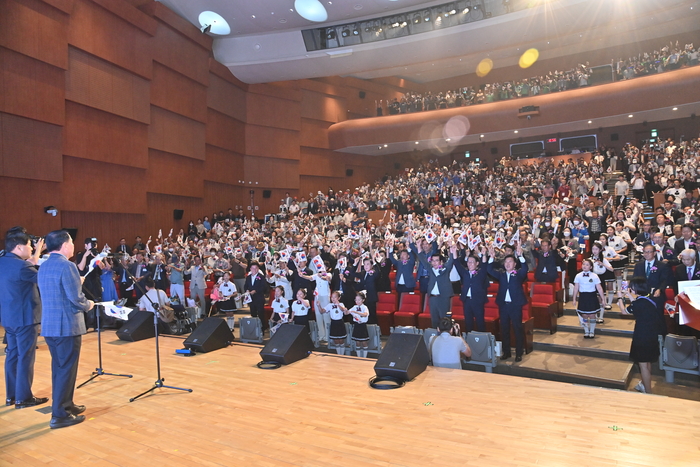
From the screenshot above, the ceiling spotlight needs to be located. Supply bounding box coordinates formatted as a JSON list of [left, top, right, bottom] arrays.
[[414, 14, 422, 24], [673, 107, 678, 110], [628, 114, 633, 118], [294, 0, 328, 22], [463, 7, 470, 13], [198, 11, 231, 35], [588, 120, 592, 124], [352, 27, 359, 35], [44, 206, 58, 217], [415, 141, 419, 144], [326, 29, 336, 40], [341, 28, 350, 37], [446, 138, 451, 142], [480, 134, 484, 138], [423, 11, 430, 22], [514, 130, 519, 133]]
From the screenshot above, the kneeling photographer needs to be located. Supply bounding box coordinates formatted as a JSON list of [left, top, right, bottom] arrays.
[[429, 316, 471, 369]]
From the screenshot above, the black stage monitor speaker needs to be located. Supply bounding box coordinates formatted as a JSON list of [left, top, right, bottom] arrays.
[[346, 169, 354, 177], [262, 189, 272, 199], [117, 311, 155, 342], [259, 324, 313, 365], [173, 209, 184, 220], [374, 333, 429, 381], [184, 317, 234, 353]]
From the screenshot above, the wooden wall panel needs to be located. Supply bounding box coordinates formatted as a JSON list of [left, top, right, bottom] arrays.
[[244, 156, 299, 190], [299, 147, 343, 178], [0, 177, 62, 238], [300, 89, 346, 123], [148, 105, 205, 160], [0, 0, 69, 69], [0, 47, 65, 125], [0, 112, 63, 181], [67, 0, 152, 79], [149, 16, 209, 86], [61, 156, 147, 213], [66, 46, 150, 124], [203, 181, 248, 217], [64, 101, 148, 167], [246, 92, 301, 131], [203, 145, 244, 185], [245, 125, 300, 160], [60, 210, 145, 252], [146, 192, 203, 238], [207, 73, 246, 122], [146, 148, 204, 198], [151, 62, 207, 123], [206, 109, 245, 153], [300, 118, 331, 149]]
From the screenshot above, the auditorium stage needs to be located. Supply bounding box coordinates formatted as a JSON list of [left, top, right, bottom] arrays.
[[1, 331, 698, 466]]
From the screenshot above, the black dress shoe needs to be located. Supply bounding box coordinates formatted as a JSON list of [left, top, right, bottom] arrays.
[[50, 414, 85, 429], [69, 405, 86, 415], [15, 396, 49, 409], [500, 353, 511, 361], [515, 355, 523, 362], [6, 398, 14, 406]]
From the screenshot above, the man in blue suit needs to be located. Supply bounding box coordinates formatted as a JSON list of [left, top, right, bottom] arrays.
[[487, 243, 529, 362], [38, 230, 94, 429], [452, 248, 489, 333], [632, 242, 669, 336], [0, 227, 48, 409], [388, 243, 416, 301], [416, 243, 456, 328], [412, 238, 438, 296]]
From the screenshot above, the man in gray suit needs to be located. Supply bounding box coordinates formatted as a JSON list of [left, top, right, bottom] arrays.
[[38, 230, 94, 429], [187, 256, 210, 319], [416, 243, 456, 328]]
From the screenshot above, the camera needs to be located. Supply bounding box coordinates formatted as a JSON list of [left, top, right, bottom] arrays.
[[28, 235, 43, 248], [445, 311, 461, 336]]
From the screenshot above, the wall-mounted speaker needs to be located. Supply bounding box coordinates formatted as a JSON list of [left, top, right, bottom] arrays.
[[643, 121, 648, 126], [611, 133, 619, 141], [359, 91, 366, 99], [262, 190, 271, 199], [346, 169, 354, 177], [490, 147, 498, 154], [173, 209, 184, 220], [394, 162, 401, 170], [692, 113, 696, 120]]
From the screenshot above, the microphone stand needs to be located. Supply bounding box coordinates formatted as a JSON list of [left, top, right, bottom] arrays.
[[77, 270, 133, 389], [124, 267, 192, 402]]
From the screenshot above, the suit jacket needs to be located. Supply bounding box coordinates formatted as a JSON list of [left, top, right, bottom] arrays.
[[416, 254, 454, 297], [410, 242, 438, 280], [453, 257, 489, 305], [114, 262, 134, 287], [674, 263, 700, 292], [673, 236, 699, 256], [152, 263, 170, 289], [244, 272, 267, 304], [633, 259, 668, 294], [388, 250, 417, 289], [38, 253, 91, 337], [187, 264, 209, 290], [0, 253, 41, 327], [487, 259, 529, 308], [331, 266, 355, 298], [532, 249, 558, 283], [356, 267, 380, 303]]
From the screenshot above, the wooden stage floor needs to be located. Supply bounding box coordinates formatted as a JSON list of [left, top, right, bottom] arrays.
[[1, 330, 698, 466]]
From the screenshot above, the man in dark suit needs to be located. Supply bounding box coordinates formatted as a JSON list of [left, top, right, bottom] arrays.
[[113, 254, 134, 305], [115, 238, 129, 255], [388, 245, 416, 301], [151, 254, 170, 292], [331, 255, 355, 308], [356, 257, 379, 324], [0, 227, 48, 409], [411, 238, 438, 297], [244, 262, 268, 331], [130, 252, 152, 301], [38, 230, 94, 429], [452, 249, 489, 332], [673, 223, 699, 257], [487, 243, 529, 362], [532, 240, 559, 283], [674, 248, 700, 293], [633, 243, 669, 335], [416, 244, 456, 328]]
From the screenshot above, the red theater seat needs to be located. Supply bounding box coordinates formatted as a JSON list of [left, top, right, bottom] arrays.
[[376, 291, 399, 335], [394, 292, 422, 327], [530, 283, 558, 334]]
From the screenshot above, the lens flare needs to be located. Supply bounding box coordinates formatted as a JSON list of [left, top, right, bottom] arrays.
[[476, 58, 493, 77], [519, 48, 539, 69]]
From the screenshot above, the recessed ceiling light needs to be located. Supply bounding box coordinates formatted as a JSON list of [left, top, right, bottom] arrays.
[[271, 12, 274, 15], [415, 141, 419, 144], [251, 15, 256, 18], [588, 120, 592, 124], [354, 4, 363, 10], [673, 107, 678, 110], [383, 144, 388, 148], [480, 134, 484, 138], [628, 114, 633, 118], [514, 130, 519, 133], [290, 8, 294, 11], [446, 138, 451, 142], [279, 19, 287, 23]]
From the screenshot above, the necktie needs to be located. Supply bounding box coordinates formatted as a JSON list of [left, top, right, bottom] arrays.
[[689, 268, 693, 280], [646, 263, 650, 277]]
